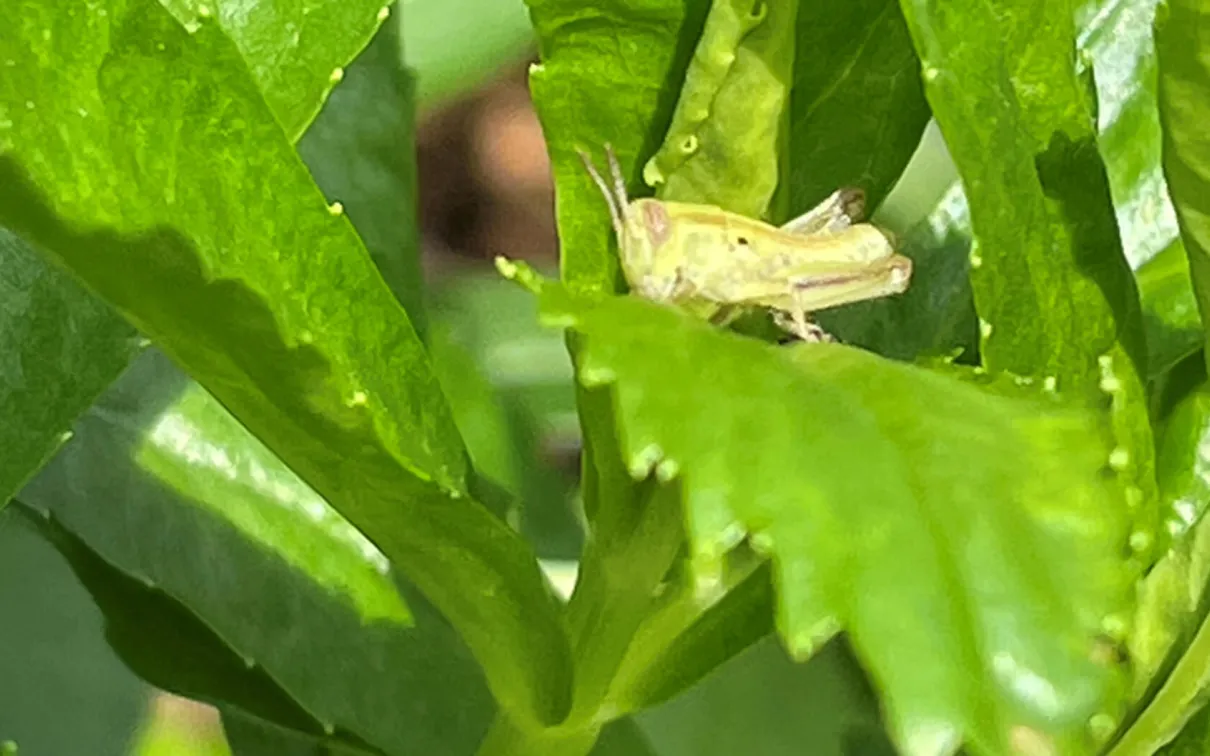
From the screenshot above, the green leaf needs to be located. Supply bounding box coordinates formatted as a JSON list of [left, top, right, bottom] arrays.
[[1082, 0, 1181, 271], [1157, 382, 1210, 544], [0, 231, 141, 508], [298, 15, 427, 332], [221, 709, 380, 756], [1078, 0, 1195, 379], [634, 638, 890, 756], [0, 1, 415, 513], [1108, 541, 1210, 754], [0, 507, 147, 755], [403, 0, 534, 110], [900, 0, 1158, 561], [0, 0, 571, 727], [1159, 705, 1210, 755], [158, 0, 389, 141], [1137, 240, 1202, 380], [527, 0, 710, 294], [1108, 377, 1210, 751], [9, 503, 334, 739], [538, 283, 1132, 753], [1157, 0, 1210, 373], [20, 350, 496, 755], [562, 480, 684, 716], [823, 0, 1192, 365], [787, 0, 930, 216], [428, 272, 581, 558], [1157, 701, 1210, 755], [605, 552, 774, 712], [643, 0, 796, 219], [526, 4, 935, 739], [588, 719, 659, 756]]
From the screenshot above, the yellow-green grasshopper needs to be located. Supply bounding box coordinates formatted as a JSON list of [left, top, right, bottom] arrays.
[[577, 145, 913, 342]]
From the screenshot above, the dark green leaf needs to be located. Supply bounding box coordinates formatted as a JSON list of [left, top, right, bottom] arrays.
[[428, 272, 581, 558], [787, 0, 930, 216], [1157, 0, 1210, 372], [1137, 241, 1202, 380], [535, 281, 1131, 752], [0, 507, 146, 756], [0, 0, 571, 726], [824, 0, 1192, 365], [634, 638, 889, 756], [9, 503, 330, 738], [0, 231, 141, 508], [1078, 0, 1195, 378], [159, 0, 389, 141], [299, 16, 427, 332], [221, 709, 381, 756], [900, 0, 1158, 562], [20, 350, 495, 755]]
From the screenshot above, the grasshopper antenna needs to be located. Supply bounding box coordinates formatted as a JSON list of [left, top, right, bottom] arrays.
[[576, 147, 624, 239], [603, 143, 629, 212]]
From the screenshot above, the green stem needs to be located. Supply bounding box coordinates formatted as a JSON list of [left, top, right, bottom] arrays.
[[1108, 609, 1210, 754], [474, 713, 600, 756]]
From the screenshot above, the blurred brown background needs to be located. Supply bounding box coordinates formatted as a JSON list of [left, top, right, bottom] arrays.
[[417, 59, 559, 279]]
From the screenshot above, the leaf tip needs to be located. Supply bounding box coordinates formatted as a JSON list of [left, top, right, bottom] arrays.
[[494, 255, 545, 293], [628, 442, 665, 479]]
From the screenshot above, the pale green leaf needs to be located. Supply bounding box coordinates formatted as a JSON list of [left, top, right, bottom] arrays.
[[536, 281, 1132, 753]]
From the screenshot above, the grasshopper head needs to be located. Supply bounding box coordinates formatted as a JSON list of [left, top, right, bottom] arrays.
[[622, 198, 683, 301], [579, 145, 684, 301]]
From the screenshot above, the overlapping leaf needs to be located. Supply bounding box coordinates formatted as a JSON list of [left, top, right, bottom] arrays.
[[532, 279, 1131, 754], [1157, 0, 1210, 368], [525, 4, 938, 734], [20, 350, 495, 755], [0, 232, 141, 510], [0, 0, 411, 509], [0, 509, 146, 755], [159, 0, 389, 141], [0, 0, 571, 727], [786, 0, 930, 217], [899, 0, 1158, 561]]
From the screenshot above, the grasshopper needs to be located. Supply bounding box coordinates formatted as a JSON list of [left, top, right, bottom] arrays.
[[577, 145, 913, 342]]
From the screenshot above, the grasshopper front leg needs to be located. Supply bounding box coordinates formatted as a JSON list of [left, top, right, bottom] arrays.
[[773, 294, 837, 343]]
